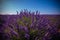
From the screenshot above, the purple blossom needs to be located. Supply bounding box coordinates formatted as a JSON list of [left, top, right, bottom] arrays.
[[25, 34, 30, 39], [0, 10, 59, 40]]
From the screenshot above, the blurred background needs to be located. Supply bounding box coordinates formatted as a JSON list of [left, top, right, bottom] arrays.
[[0, 0, 60, 15]]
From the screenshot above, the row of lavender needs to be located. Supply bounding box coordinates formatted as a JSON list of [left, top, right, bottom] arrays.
[[0, 10, 60, 40]]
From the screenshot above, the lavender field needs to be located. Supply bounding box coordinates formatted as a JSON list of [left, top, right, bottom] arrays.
[[0, 11, 60, 40]]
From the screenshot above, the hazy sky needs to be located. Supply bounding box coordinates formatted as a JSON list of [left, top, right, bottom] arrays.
[[0, 0, 60, 15]]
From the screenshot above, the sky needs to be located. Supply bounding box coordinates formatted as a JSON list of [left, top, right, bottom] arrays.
[[0, 0, 60, 15]]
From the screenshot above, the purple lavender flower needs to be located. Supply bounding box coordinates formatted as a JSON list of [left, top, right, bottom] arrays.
[[25, 34, 30, 39], [0, 10, 59, 40]]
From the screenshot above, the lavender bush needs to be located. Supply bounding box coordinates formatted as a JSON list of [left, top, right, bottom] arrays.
[[0, 10, 59, 40]]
